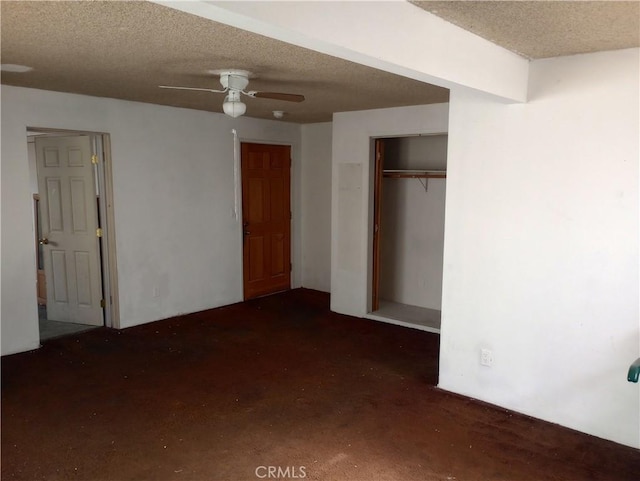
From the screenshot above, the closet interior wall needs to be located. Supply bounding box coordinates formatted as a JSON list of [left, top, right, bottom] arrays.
[[375, 134, 447, 330]]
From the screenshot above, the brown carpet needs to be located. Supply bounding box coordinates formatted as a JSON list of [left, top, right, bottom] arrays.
[[2, 289, 638, 480]]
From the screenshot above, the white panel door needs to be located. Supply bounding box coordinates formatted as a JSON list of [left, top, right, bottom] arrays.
[[35, 135, 103, 326]]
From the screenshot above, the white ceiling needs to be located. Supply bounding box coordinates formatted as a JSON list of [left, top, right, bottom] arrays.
[[1, 1, 637, 123]]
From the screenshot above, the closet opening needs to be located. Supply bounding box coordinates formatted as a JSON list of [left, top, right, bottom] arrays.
[[368, 133, 447, 333]]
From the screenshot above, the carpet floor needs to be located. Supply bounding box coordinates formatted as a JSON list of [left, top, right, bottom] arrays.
[[2, 288, 638, 480]]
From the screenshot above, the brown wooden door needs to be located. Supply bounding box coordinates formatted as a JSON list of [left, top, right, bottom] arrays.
[[241, 143, 291, 300], [372, 139, 384, 311]]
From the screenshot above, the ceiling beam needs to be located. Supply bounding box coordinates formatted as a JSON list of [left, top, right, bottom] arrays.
[[152, 0, 529, 103]]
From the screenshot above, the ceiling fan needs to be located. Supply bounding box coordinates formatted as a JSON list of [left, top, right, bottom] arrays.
[[159, 69, 305, 118]]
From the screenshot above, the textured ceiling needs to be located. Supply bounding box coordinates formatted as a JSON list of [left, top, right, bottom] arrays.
[[1, 1, 638, 123], [0, 0, 448, 123], [413, 1, 640, 59]]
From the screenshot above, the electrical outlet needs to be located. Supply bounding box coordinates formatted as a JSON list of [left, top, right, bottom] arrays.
[[152, 287, 160, 298], [480, 348, 493, 367]]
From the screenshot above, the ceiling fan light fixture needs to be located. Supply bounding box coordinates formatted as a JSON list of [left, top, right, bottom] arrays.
[[222, 94, 246, 118], [222, 99, 246, 118]]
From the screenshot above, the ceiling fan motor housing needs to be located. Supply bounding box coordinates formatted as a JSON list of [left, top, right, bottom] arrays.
[[218, 69, 250, 91]]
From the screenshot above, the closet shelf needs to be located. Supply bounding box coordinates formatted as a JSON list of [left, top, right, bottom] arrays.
[[382, 169, 446, 179]]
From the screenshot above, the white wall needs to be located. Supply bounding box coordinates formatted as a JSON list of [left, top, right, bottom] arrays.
[[330, 104, 450, 317], [301, 122, 332, 292], [1, 91, 41, 354], [440, 48, 640, 448], [1, 85, 302, 356]]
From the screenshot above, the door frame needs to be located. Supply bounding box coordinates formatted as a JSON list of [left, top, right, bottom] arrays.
[[371, 139, 384, 312], [28, 127, 120, 329], [369, 132, 448, 314], [237, 138, 294, 300], [32, 194, 47, 305]]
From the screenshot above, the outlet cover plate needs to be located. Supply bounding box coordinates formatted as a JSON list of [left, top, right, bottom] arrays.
[[480, 349, 493, 367]]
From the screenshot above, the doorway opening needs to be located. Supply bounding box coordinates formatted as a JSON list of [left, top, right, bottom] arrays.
[[240, 142, 292, 300], [368, 134, 448, 333], [28, 128, 119, 341]]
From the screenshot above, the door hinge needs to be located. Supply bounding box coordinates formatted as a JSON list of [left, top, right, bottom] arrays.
[[91, 154, 99, 165], [100, 298, 105, 308], [96, 227, 103, 238]]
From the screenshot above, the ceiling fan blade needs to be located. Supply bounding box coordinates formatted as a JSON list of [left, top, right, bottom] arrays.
[[251, 91, 305, 102], [159, 85, 226, 93]]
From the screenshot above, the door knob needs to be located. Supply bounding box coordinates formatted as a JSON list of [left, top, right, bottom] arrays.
[[39, 237, 49, 245]]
